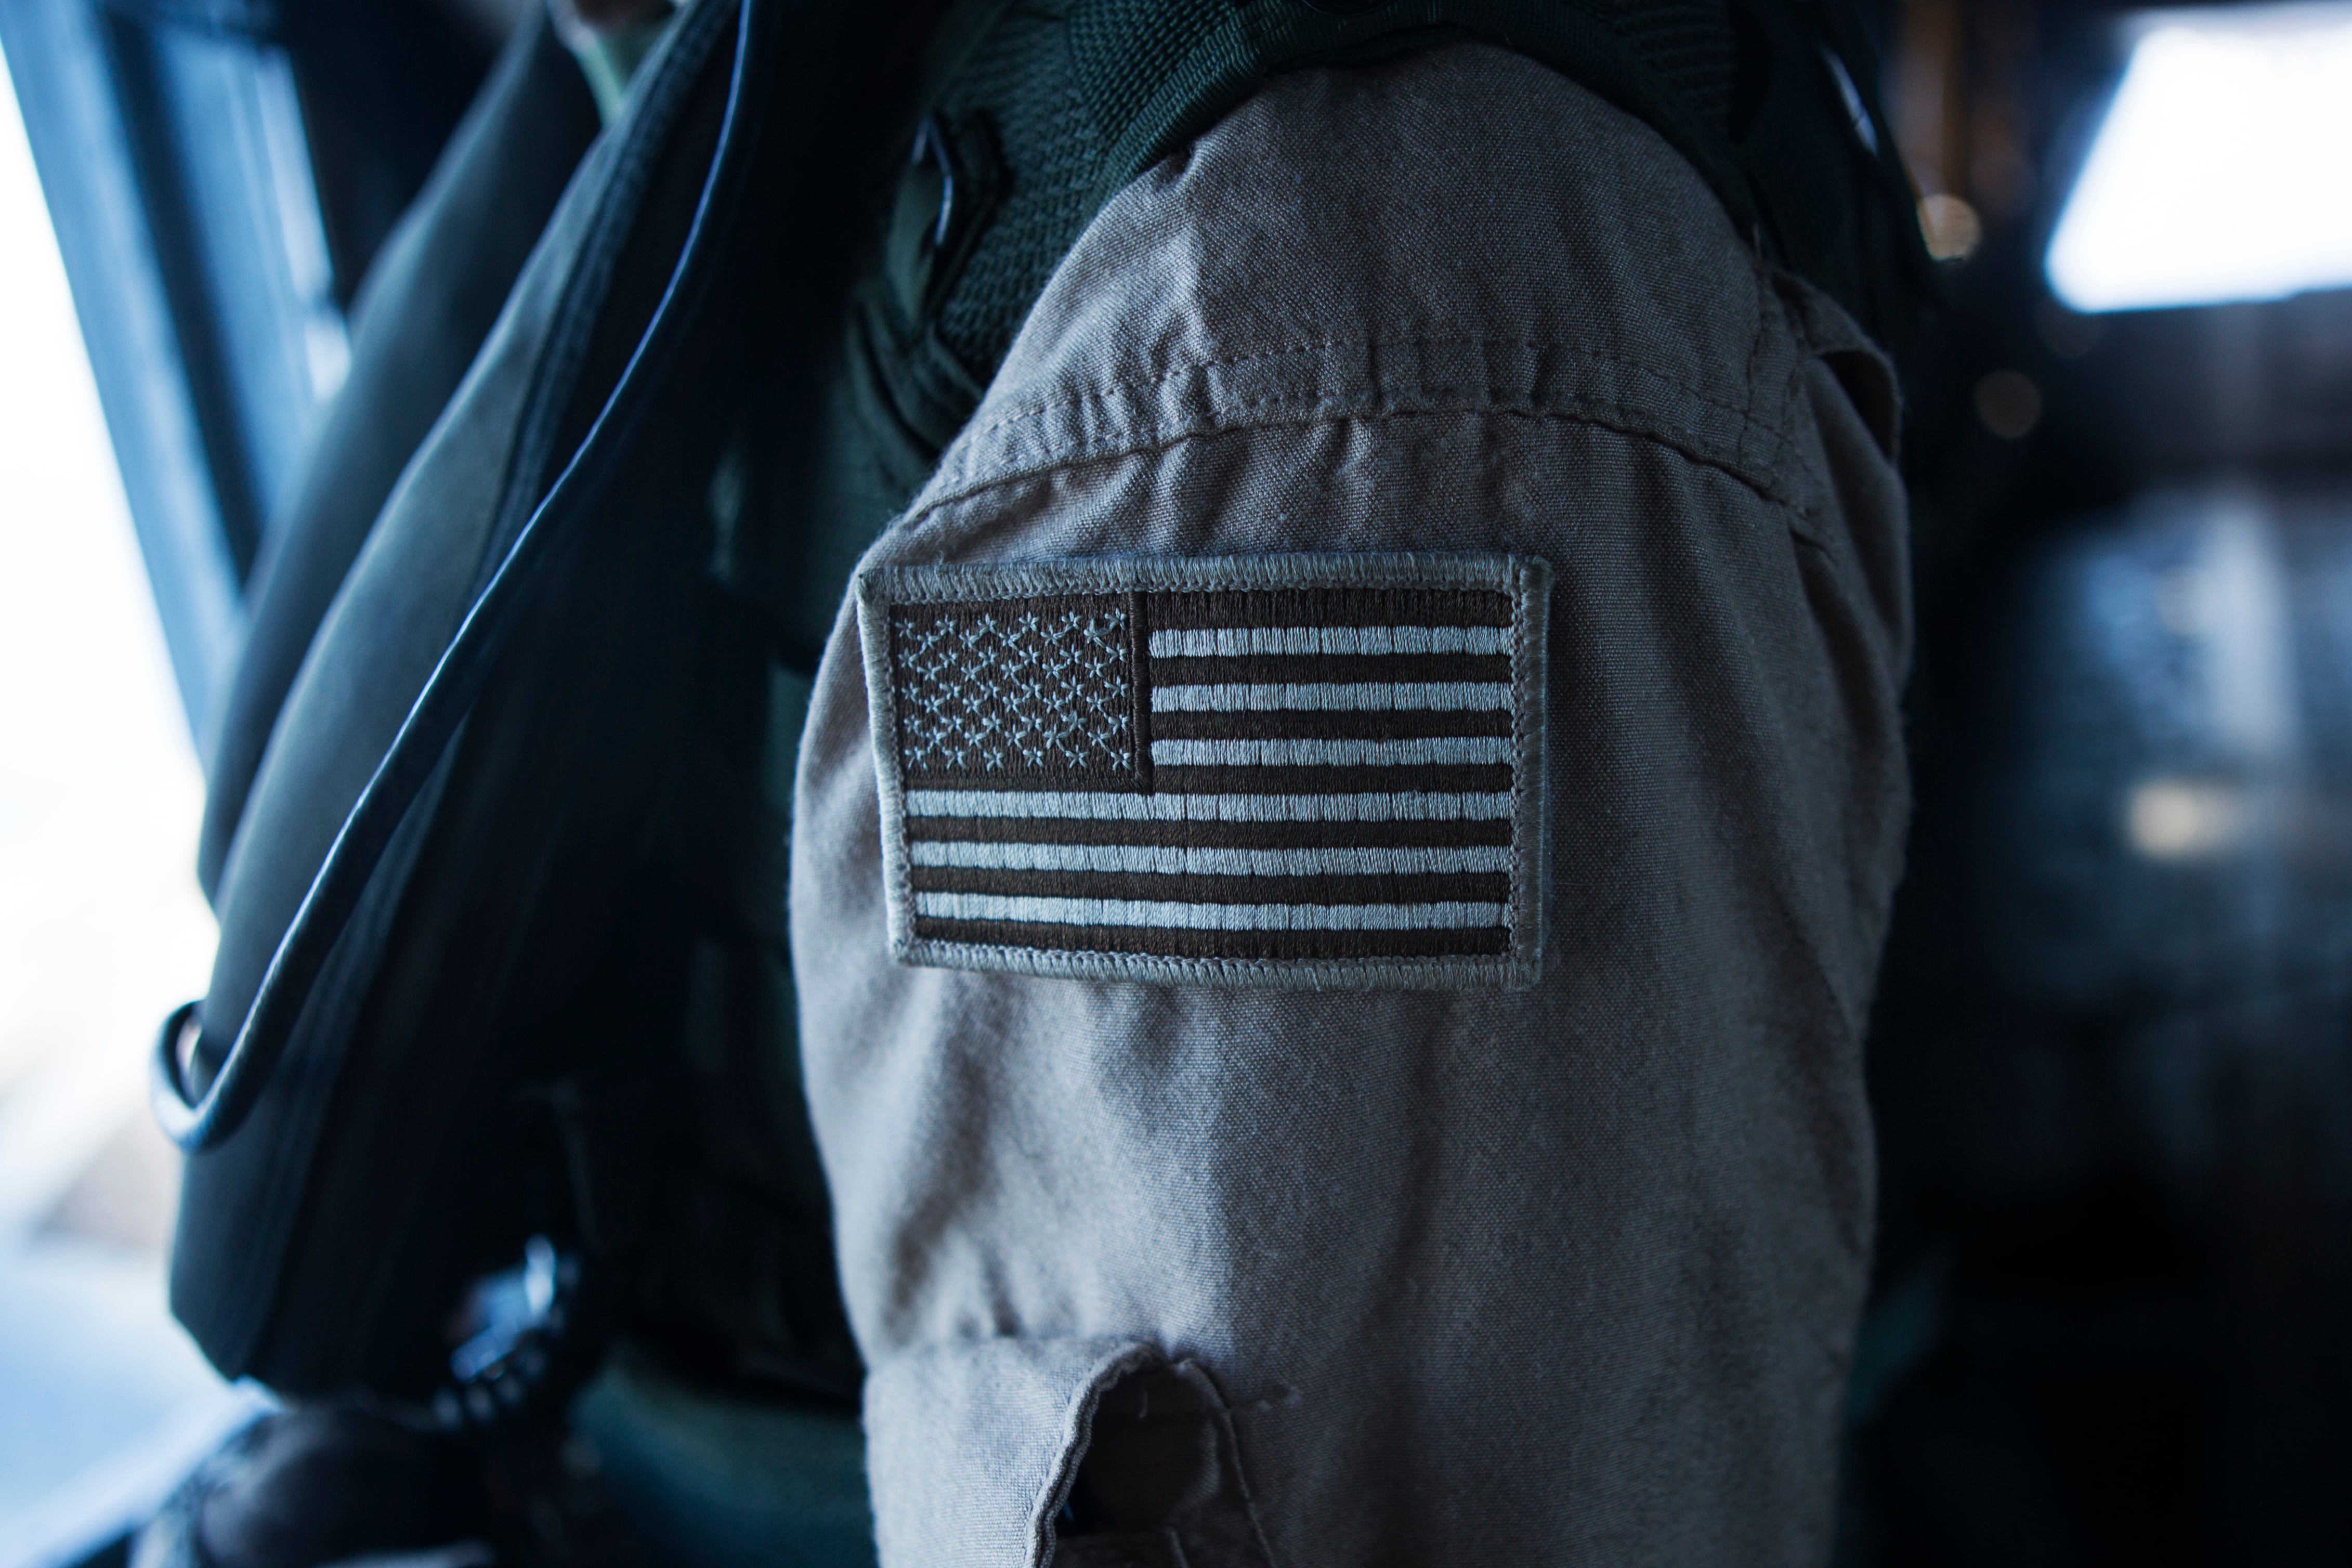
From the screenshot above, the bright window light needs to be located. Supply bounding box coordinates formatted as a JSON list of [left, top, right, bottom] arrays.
[[2, 37, 249, 1561], [2046, 3, 2352, 313]]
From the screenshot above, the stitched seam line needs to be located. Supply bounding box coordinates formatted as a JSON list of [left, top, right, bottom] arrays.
[[903, 939, 1521, 983], [911, 394, 1802, 531], [965, 334, 1785, 445], [1509, 558, 1539, 974], [1738, 251, 1774, 484], [1784, 346, 1828, 519]]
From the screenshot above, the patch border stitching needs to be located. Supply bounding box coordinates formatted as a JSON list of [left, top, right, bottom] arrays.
[[856, 552, 1550, 990]]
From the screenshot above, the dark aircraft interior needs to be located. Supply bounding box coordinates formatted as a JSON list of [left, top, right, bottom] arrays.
[[2, 0, 2349, 1561]]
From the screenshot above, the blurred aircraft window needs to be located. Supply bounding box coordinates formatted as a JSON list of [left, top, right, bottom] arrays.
[[2047, 2, 2352, 312], [0, 37, 268, 1568]]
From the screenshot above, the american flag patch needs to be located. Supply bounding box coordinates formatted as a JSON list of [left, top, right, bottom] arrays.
[[855, 554, 1549, 989]]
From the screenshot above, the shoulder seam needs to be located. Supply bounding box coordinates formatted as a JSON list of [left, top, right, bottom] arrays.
[[908, 333, 1804, 522]]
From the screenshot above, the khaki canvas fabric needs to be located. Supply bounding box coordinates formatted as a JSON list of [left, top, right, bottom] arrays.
[[790, 42, 1910, 1567]]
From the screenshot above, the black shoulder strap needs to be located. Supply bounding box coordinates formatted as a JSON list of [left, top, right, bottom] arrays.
[[1142, 1, 1933, 352], [895, 0, 1931, 399]]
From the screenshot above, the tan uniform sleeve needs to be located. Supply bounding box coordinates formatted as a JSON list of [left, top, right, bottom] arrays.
[[789, 41, 1910, 1568]]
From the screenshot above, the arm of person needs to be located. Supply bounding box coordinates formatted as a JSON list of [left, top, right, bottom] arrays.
[[791, 40, 1910, 1568]]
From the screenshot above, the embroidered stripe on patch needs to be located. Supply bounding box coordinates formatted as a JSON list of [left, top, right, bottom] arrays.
[[855, 554, 1549, 990]]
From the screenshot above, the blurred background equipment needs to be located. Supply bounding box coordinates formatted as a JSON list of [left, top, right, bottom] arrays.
[[1850, 1, 2352, 1561], [0, 34, 264, 1568], [0, 0, 524, 754], [0, 0, 528, 1562]]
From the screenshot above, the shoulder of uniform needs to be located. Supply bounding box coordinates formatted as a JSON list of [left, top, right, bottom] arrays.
[[912, 42, 1807, 515]]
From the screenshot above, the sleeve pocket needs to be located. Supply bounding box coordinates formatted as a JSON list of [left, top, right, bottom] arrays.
[[865, 1338, 1275, 1568]]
